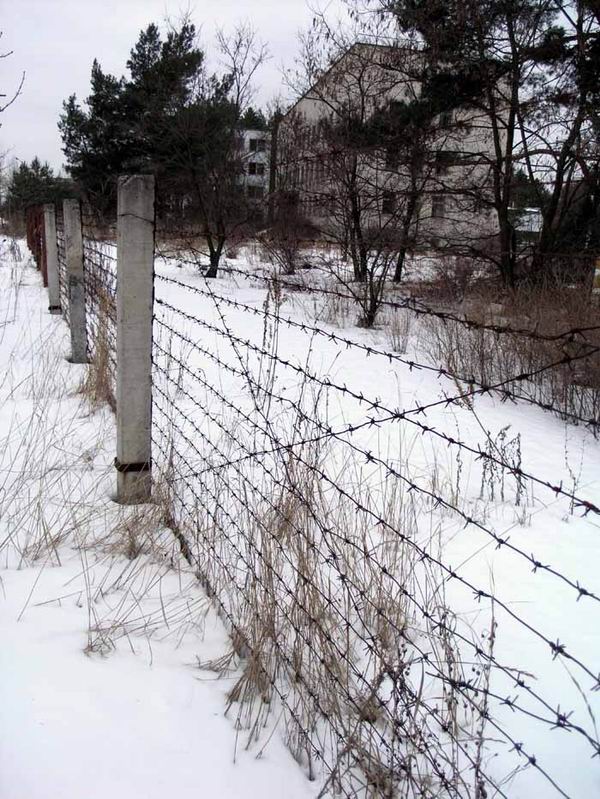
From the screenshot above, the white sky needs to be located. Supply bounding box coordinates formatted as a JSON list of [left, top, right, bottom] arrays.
[[0, 0, 343, 173]]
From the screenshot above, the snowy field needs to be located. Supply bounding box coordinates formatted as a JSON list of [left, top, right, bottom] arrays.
[[1, 235, 599, 798], [0, 241, 315, 799], [150, 247, 600, 798]]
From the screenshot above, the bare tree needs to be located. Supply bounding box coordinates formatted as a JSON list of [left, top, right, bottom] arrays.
[[278, 32, 422, 324], [0, 31, 25, 122], [217, 23, 269, 115], [277, 11, 497, 324], [373, 0, 600, 285], [155, 24, 269, 277]]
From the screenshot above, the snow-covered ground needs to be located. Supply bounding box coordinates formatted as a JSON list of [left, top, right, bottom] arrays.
[[150, 247, 600, 798], [2, 236, 600, 798], [0, 241, 316, 799]]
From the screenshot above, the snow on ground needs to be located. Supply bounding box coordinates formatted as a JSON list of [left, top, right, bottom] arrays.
[[2, 234, 600, 798], [0, 242, 316, 799], [149, 248, 600, 798]]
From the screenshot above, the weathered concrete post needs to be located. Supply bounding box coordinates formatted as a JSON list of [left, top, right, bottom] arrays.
[[115, 174, 155, 504], [63, 199, 88, 362], [43, 204, 61, 314]]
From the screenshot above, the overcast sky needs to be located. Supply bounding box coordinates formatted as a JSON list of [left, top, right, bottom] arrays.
[[1, 0, 342, 173]]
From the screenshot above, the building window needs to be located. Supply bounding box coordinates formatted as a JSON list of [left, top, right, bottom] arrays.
[[318, 159, 326, 184], [431, 194, 446, 218], [281, 190, 299, 211], [249, 138, 267, 153], [435, 151, 460, 175], [382, 190, 396, 215], [248, 185, 265, 200], [439, 110, 452, 129], [472, 195, 487, 214], [386, 147, 400, 171], [248, 162, 265, 176], [435, 152, 448, 175]]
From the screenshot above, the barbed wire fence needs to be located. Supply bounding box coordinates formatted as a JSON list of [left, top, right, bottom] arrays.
[[55, 211, 69, 326], [29, 184, 600, 798], [81, 226, 117, 410], [152, 238, 600, 430], [25, 205, 47, 288]]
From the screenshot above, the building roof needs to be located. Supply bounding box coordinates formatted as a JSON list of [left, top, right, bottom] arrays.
[[280, 41, 418, 122]]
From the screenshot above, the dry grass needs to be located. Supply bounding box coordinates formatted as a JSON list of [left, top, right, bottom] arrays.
[[81, 289, 116, 412], [417, 280, 600, 426], [149, 280, 501, 798], [157, 417, 499, 797], [383, 307, 413, 353], [0, 341, 86, 569], [0, 250, 212, 675], [313, 289, 357, 328]]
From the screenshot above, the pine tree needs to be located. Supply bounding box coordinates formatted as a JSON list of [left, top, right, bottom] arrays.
[[380, 0, 600, 284], [2, 159, 74, 216], [59, 21, 267, 275]]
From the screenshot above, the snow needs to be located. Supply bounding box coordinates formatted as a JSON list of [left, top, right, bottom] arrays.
[[1, 568, 314, 799], [0, 241, 316, 799], [150, 250, 600, 797], [2, 236, 600, 798]]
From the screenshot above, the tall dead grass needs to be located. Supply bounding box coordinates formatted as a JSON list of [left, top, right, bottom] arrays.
[[81, 288, 116, 412], [418, 281, 600, 427], [150, 277, 500, 798]]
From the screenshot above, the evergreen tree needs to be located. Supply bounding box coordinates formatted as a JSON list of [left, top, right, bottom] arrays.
[[240, 106, 268, 130], [2, 158, 74, 216], [59, 61, 132, 218], [379, 0, 600, 283], [59, 23, 206, 219], [59, 20, 267, 275]]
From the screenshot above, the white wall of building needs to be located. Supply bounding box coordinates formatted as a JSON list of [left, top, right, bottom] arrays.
[[239, 129, 270, 201]]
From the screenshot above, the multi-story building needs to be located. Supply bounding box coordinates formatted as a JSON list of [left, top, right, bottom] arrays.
[[238, 128, 270, 204], [276, 43, 503, 256]]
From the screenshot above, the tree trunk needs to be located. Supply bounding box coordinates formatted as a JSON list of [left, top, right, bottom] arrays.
[[394, 170, 421, 284], [348, 226, 362, 282], [205, 249, 220, 278], [394, 245, 407, 284], [394, 210, 416, 283], [497, 211, 516, 287], [204, 231, 226, 278], [348, 162, 367, 282]]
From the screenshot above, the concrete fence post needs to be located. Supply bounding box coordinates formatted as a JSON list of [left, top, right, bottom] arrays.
[[115, 174, 155, 504], [63, 199, 88, 363], [43, 204, 61, 315], [39, 208, 49, 288]]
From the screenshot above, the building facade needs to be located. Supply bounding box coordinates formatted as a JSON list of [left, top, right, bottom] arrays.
[[238, 129, 270, 204], [276, 43, 503, 256]]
